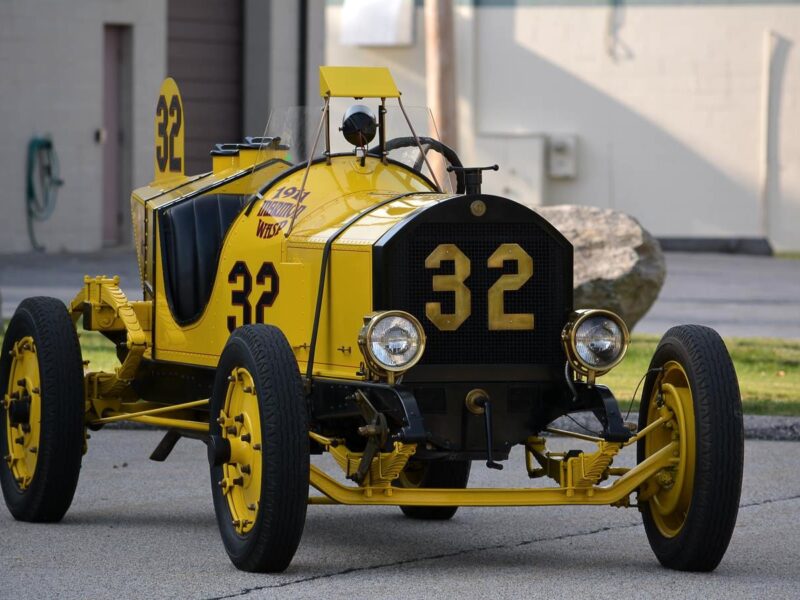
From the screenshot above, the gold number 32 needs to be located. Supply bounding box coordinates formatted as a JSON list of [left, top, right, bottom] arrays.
[[425, 243, 534, 331]]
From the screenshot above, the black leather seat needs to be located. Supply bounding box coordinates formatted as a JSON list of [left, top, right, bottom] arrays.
[[160, 193, 247, 324]]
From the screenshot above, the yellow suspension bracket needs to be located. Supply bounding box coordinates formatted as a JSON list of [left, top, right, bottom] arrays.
[[525, 436, 624, 495], [309, 431, 417, 493], [69, 276, 152, 418]]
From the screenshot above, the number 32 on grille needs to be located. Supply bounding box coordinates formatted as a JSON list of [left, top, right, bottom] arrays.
[[425, 243, 534, 331]]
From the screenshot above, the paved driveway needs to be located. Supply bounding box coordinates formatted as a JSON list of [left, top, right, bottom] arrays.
[[0, 430, 798, 599], [636, 252, 800, 339]]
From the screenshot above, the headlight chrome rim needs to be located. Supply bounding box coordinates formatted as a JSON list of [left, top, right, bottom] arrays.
[[358, 310, 427, 375], [561, 309, 630, 379]]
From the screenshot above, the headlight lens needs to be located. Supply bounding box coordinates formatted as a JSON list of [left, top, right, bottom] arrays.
[[562, 309, 630, 377], [574, 316, 625, 368], [360, 311, 426, 373]]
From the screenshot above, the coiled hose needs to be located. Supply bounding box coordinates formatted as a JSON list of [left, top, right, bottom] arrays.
[[26, 136, 63, 251]]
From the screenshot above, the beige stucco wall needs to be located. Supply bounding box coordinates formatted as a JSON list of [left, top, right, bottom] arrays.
[[0, 0, 166, 252], [326, 2, 800, 251]]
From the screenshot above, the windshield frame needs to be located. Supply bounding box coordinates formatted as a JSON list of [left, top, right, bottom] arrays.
[[246, 96, 446, 236], [285, 95, 444, 235]]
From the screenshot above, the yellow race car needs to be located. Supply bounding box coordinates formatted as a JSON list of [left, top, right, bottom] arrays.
[[1, 67, 744, 573]]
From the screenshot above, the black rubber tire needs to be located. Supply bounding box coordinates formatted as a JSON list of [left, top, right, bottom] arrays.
[[396, 459, 471, 520], [0, 297, 84, 522], [637, 325, 744, 572], [210, 325, 309, 573]]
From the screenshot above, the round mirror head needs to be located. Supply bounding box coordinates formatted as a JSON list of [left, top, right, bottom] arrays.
[[341, 104, 377, 147]]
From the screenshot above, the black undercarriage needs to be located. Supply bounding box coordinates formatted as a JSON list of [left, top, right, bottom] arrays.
[[308, 375, 632, 463]]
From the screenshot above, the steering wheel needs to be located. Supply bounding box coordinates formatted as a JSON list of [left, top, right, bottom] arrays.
[[375, 136, 466, 194]]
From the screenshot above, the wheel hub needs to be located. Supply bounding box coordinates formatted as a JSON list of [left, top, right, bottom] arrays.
[[217, 367, 262, 535], [3, 337, 41, 490], [643, 361, 696, 538]]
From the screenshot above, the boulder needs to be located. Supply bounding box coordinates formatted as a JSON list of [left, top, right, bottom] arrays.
[[536, 205, 666, 330]]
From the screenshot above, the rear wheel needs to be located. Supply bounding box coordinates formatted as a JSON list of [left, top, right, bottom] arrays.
[[0, 297, 84, 522], [637, 325, 743, 571], [396, 459, 470, 520], [209, 325, 308, 572]]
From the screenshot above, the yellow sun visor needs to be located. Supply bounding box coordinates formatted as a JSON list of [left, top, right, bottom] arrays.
[[319, 66, 400, 99]]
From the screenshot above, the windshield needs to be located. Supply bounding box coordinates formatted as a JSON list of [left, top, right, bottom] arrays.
[[248, 98, 454, 193]]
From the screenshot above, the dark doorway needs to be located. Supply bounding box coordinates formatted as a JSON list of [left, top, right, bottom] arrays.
[[102, 24, 132, 246], [167, 0, 244, 175]]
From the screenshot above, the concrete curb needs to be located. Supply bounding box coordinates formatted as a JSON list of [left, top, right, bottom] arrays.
[[742, 415, 800, 441]]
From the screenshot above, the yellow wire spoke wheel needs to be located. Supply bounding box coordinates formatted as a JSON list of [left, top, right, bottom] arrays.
[[642, 361, 696, 538], [4, 337, 42, 490], [209, 324, 309, 573], [0, 297, 84, 523], [218, 367, 262, 535], [637, 325, 744, 572]]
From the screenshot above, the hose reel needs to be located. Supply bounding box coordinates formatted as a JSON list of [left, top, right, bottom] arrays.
[[25, 136, 63, 252]]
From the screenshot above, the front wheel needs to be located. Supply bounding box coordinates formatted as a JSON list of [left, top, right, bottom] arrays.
[[0, 297, 84, 522], [637, 325, 743, 572], [209, 325, 309, 573]]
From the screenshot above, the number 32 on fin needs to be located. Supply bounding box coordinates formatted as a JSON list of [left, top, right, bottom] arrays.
[[153, 77, 184, 182]]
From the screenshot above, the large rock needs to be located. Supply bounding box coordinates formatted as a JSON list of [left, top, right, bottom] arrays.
[[536, 205, 666, 330]]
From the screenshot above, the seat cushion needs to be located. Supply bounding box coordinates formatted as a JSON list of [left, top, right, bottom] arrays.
[[160, 193, 247, 324]]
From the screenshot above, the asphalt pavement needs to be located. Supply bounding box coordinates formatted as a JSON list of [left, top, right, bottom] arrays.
[[2, 249, 799, 338], [635, 251, 800, 339], [1, 430, 798, 599]]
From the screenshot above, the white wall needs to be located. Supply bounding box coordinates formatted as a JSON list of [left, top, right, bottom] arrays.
[[0, 0, 166, 252], [325, 1, 800, 251]]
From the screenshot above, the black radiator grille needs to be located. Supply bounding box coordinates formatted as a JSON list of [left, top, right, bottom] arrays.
[[385, 221, 570, 366]]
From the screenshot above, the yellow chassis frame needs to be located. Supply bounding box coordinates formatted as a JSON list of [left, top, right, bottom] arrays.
[[69, 275, 675, 509], [305, 418, 675, 507]]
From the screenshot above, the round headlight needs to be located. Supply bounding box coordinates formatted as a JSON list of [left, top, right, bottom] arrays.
[[562, 309, 630, 377], [574, 316, 625, 368], [359, 311, 426, 374]]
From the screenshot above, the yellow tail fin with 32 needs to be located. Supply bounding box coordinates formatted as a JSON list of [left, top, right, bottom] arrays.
[[153, 77, 185, 183]]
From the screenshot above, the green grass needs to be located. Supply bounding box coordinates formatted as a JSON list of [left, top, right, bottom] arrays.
[[2, 322, 799, 415], [604, 334, 800, 417], [76, 329, 122, 372]]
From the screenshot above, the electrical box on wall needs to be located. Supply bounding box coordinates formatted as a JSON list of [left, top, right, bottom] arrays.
[[340, 0, 415, 47], [547, 135, 578, 179]]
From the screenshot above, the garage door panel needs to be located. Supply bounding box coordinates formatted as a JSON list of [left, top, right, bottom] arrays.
[[168, 0, 242, 24], [168, 0, 243, 174], [168, 21, 242, 41]]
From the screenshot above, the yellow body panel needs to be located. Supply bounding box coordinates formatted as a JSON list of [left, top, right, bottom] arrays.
[[144, 155, 439, 377]]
